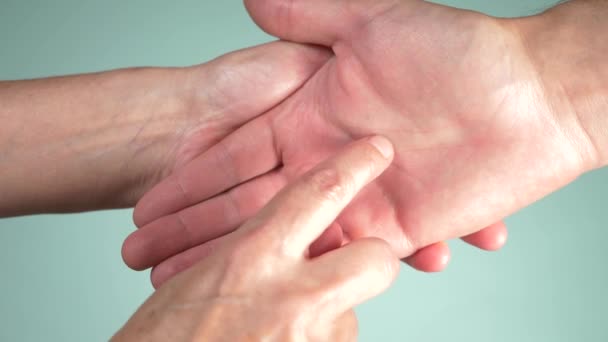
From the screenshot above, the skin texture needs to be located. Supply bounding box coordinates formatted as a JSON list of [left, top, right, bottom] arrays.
[[512, 0, 608, 166], [0, 41, 330, 216], [125, 0, 606, 286], [0, 38, 504, 273], [113, 137, 400, 342]]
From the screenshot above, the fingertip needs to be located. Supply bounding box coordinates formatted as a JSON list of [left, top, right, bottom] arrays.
[[132, 206, 145, 228], [257, 136, 396, 252], [132, 200, 147, 228], [362, 237, 401, 281], [486, 225, 508, 251], [150, 263, 178, 290], [243, 0, 286, 38], [121, 233, 147, 271], [244, 0, 346, 46], [403, 242, 451, 273], [133, 175, 191, 228], [150, 266, 164, 290], [368, 135, 394, 160], [132, 182, 166, 228], [132, 188, 163, 228], [462, 222, 508, 251]]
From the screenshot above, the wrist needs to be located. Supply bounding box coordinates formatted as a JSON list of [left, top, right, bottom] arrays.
[[0, 67, 193, 215], [508, 0, 608, 172], [93, 66, 197, 207]]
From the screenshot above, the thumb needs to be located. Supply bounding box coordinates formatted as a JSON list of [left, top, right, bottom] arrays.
[[244, 0, 385, 46]]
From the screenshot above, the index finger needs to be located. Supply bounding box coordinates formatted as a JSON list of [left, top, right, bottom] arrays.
[[240, 135, 394, 256]]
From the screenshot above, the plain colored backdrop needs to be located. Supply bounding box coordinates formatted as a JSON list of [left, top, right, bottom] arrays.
[[1, 1, 607, 341]]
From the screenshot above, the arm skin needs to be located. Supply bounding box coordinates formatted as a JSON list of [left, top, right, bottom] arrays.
[[0, 42, 331, 217], [514, 0, 608, 168], [0, 68, 188, 215], [124, 0, 607, 286]]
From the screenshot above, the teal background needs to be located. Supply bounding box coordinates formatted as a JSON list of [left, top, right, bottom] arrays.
[[1, 1, 606, 341]]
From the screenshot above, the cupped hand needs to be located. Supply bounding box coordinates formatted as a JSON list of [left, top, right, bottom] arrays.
[[113, 137, 400, 342]]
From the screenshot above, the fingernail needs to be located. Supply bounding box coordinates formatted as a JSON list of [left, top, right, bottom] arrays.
[[369, 136, 394, 159]]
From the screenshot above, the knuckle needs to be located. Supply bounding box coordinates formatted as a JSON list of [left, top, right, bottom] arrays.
[[222, 188, 243, 226], [174, 173, 194, 204]]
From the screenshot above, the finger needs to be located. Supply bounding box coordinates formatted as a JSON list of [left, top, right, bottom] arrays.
[[309, 222, 344, 258], [245, 0, 389, 46], [133, 41, 330, 227], [310, 237, 400, 317], [134, 114, 280, 227], [123, 171, 287, 270], [401, 223, 508, 273], [401, 241, 451, 273], [150, 234, 231, 289], [461, 221, 508, 251], [241, 135, 394, 255]]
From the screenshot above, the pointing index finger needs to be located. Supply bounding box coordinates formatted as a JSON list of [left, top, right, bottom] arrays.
[[242, 135, 394, 256]]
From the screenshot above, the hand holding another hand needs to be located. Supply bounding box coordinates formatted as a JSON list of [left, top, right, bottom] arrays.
[[126, 0, 559, 286], [114, 137, 400, 342], [126, 0, 608, 287]]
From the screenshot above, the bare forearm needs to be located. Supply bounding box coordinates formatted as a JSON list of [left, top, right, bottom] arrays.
[[514, 0, 608, 171], [0, 68, 190, 216]]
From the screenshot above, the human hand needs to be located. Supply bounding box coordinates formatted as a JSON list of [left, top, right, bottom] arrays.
[[113, 136, 400, 342], [120, 0, 550, 284], [122, 41, 333, 203], [0, 41, 330, 216]]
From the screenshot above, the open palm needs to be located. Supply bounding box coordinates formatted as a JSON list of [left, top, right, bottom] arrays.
[[124, 0, 587, 286]]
